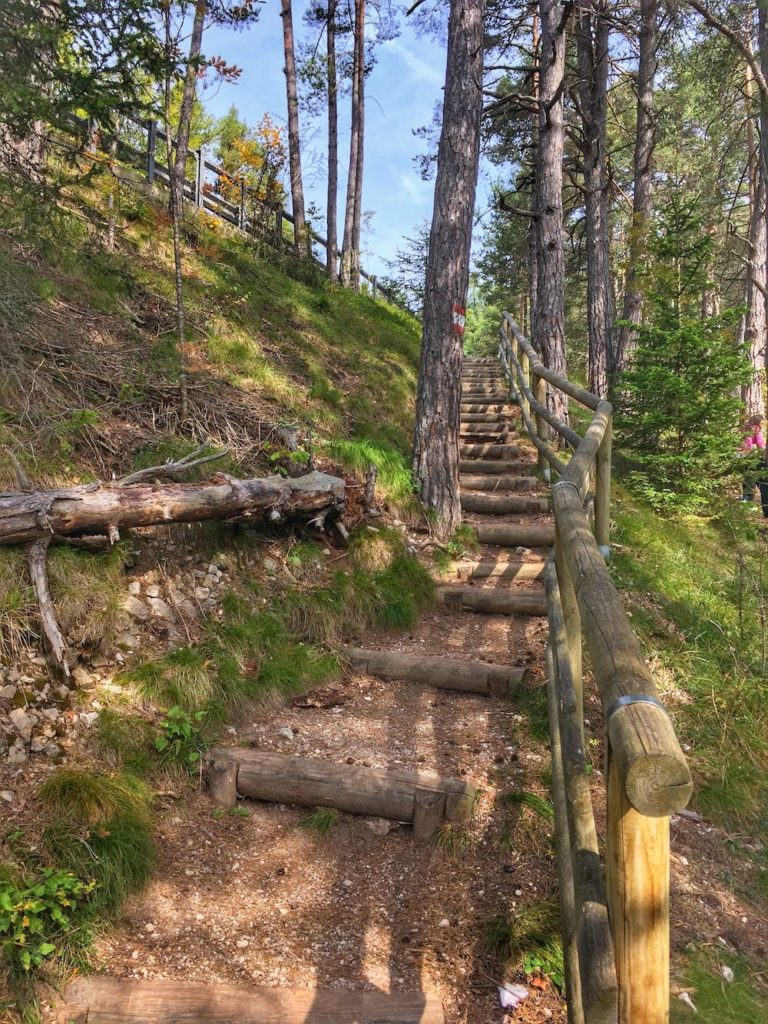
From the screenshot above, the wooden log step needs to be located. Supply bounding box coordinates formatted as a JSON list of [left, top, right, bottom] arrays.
[[472, 523, 556, 547], [461, 413, 513, 423], [209, 748, 477, 832], [461, 404, 511, 415], [460, 422, 511, 435], [342, 646, 525, 696], [459, 459, 531, 475], [455, 559, 546, 582], [437, 585, 547, 617], [462, 391, 509, 400], [460, 443, 523, 459], [62, 977, 445, 1023], [460, 474, 536, 491], [460, 493, 549, 515]]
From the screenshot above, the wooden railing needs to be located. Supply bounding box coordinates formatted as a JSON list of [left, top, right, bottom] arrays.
[[498, 313, 693, 1024]]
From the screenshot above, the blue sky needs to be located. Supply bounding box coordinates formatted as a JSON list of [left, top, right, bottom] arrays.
[[200, 1, 474, 278]]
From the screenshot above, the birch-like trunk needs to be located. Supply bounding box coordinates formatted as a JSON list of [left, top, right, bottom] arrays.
[[351, 0, 366, 291], [326, 0, 339, 280], [534, 0, 570, 426], [743, 62, 767, 420], [614, 0, 657, 379], [281, 0, 310, 259], [412, 0, 486, 539], [341, 0, 364, 287], [576, 0, 614, 399]]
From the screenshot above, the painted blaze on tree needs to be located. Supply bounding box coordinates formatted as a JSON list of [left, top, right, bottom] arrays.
[[413, 0, 486, 540]]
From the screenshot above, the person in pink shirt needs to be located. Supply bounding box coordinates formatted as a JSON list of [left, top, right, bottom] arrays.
[[740, 416, 767, 512]]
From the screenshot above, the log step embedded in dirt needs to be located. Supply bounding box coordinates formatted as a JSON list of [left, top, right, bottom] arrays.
[[208, 748, 477, 840], [460, 413, 513, 424], [461, 403, 512, 415], [460, 474, 536, 492], [437, 585, 547, 617], [459, 423, 512, 435], [61, 977, 445, 1023], [342, 646, 525, 696], [472, 523, 556, 548], [460, 493, 549, 515], [460, 443, 523, 460], [454, 559, 546, 582], [459, 459, 531, 475]]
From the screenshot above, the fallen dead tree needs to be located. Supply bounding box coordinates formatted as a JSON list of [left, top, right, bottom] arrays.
[[0, 470, 346, 546], [2, 459, 345, 675]]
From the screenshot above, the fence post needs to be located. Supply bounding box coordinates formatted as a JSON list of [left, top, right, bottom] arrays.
[[595, 413, 612, 550], [146, 120, 156, 184], [275, 208, 283, 247], [534, 371, 548, 469], [194, 147, 203, 207], [606, 751, 670, 1024], [238, 180, 246, 230], [519, 347, 531, 425], [554, 519, 582, 726], [371, 274, 378, 300]]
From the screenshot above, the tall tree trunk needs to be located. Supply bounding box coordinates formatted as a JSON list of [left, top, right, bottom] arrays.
[[341, 0, 364, 287], [743, 60, 767, 420], [534, 0, 570, 426], [528, 11, 540, 336], [351, 0, 366, 291], [576, 0, 614, 399], [613, 0, 657, 380], [281, 0, 310, 259], [165, 0, 206, 426], [412, 0, 486, 539], [326, 0, 339, 280]]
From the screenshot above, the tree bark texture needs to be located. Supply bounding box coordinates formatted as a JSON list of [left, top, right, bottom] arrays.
[[413, 0, 486, 539], [576, 0, 614, 399], [743, 60, 767, 420], [534, 0, 570, 426], [351, 0, 366, 291], [614, 0, 657, 380], [341, 0, 365, 287], [326, 0, 339, 280], [528, 11, 540, 335], [0, 472, 345, 546], [281, 0, 310, 258]]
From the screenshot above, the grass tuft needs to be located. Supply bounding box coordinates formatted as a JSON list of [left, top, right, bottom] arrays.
[[299, 807, 338, 836], [483, 899, 564, 990], [431, 822, 473, 854], [502, 790, 556, 823], [38, 769, 151, 826]]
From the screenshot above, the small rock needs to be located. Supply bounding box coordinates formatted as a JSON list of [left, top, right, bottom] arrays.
[[144, 923, 155, 933], [42, 707, 60, 722], [0, 791, 13, 803], [122, 595, 149, 621], [9, 708, 33, 741], [1, 685, 17, 700], [262, 557, 279, 574], [277, 726, 295, 741], [31, 736, 46, 753], [43, 742, 63, 761], [438, 919, 450, 928], [148, 597, 174, 621], [366, 817, 396, 836], [128, 581, 141, 596], [79, 711, 99, 728], [236, 938, 249, 948], [145, 584, 161, 598], [342, 879, 353, 888], [7, 738, 28, 764], [194, 586, 211, 601], [720, 964, 734, 983]]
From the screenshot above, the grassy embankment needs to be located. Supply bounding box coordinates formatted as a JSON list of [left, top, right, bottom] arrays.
[[0, 170, 432, 1008]]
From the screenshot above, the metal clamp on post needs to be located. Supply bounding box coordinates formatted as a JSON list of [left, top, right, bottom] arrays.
[[605, 693, 668, 725]]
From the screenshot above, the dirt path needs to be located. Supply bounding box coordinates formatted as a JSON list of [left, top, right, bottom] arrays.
[[59, 360, 565, 1023]]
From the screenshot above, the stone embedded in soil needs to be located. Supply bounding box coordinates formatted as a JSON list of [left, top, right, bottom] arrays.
[[128, 581, 141, 596], [148, 597, 174, 620], [9, 708, 33, 740], [122, 595, 150, 621]]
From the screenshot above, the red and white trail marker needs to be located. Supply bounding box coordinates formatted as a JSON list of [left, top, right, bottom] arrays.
[[452, 303, 466, 335]]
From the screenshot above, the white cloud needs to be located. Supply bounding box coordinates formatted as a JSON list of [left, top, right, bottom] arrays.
[[398, 172, 432, 204], [384, 38, 445, 88]]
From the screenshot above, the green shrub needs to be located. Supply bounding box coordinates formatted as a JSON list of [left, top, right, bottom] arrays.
[[0, 868, 95, 974], [616, 198, 751, 510]]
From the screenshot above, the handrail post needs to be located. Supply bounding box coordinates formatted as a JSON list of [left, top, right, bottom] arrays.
[[146, 119, 156, 184], [519, 347, 531, 425], [555, 519, 582, 727], [595, 413, 612, 550], [194, 147, 203, 207], [534, 370, 548, 470], [607, 751, 670, 1024]]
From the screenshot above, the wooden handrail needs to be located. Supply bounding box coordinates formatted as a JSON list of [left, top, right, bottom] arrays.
[[496, 313, 692, 1024]]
